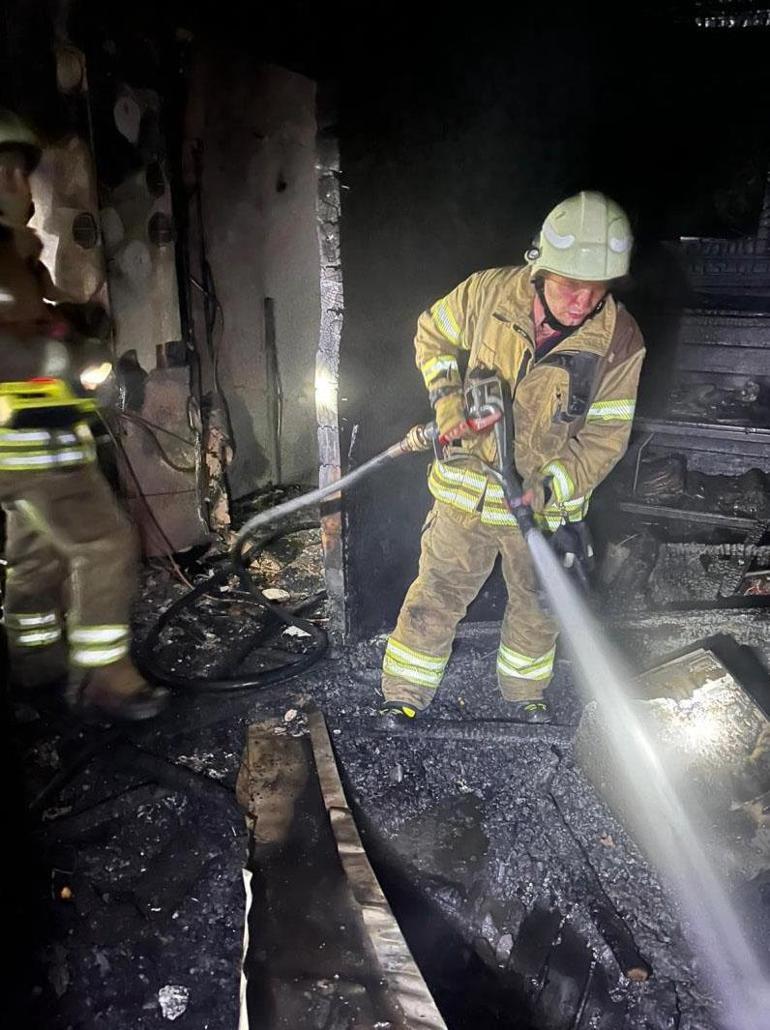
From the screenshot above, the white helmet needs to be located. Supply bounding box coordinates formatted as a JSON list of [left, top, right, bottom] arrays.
[[526, 191, 633, 282]]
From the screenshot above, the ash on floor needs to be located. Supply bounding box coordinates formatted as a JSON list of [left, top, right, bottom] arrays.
[[8, 558, 770, 1028]]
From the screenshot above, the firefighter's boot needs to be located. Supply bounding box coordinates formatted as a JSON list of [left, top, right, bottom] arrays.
[[378, 699, 422, 729], [8, 640, 68, 691], [506, 698, 553, 724], [68, 656, 169, 722]]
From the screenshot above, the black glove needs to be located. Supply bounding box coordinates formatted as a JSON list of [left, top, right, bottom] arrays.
[[550, 521, 594, 592], [521, 475, 552, 513]]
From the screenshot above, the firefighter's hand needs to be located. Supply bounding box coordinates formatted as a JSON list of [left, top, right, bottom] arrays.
[[550, 521, 595, 591], [434, 391, 472, 443], [521, 476, 550, 513]]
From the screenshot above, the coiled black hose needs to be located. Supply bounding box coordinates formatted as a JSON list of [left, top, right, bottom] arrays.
[[138, 427, 435, 692], [137, 521, 327, 691]]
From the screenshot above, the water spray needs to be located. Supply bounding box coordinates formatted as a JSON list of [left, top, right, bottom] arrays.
[[525, 534, 770, 1029], [233, 407, 770, 1027]]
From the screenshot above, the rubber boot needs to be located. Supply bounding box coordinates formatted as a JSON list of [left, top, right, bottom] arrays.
[[378, 699, 421, 723], [67, 656, 169, 722], [506, 698, 552, 724], [9, 641, 68, 691], [379, 676, 434, 715]]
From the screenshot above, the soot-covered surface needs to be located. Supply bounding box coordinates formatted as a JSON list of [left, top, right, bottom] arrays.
[[8, 554, 770, 1028], [7, 693, 248, 1029], [316, 635, 711, 1030]]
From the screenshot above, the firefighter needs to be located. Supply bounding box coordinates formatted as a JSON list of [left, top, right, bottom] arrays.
[[0, 109, 167, 720], [381, 191, 645, 723]]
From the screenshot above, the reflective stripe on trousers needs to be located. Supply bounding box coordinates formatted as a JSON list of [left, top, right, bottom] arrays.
[[69, 625, 130, 667], [497, 642, 555, 682], [383, 637, 449, 691], [4, 610, 62, 647], [382, 502, 558, 706]]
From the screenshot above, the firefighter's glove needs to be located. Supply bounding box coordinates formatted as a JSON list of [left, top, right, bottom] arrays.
[[550, 521, 595, 592], [434, 390, 471, 444], [521, 475, 552, 514]]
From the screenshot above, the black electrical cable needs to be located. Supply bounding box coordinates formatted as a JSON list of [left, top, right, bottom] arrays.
[[102, 403, 327, 691], [190, 142, 235, 446], [119, 410, 200, 448], [27, 524, 327, 819], [137, 521, 327, 691], [116, 411, 196, 473], [118, 424, 428, 693]]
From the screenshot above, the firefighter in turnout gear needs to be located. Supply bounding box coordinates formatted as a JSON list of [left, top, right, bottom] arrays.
[[381, 192, 645, 723], [0, 110, 167, 720]]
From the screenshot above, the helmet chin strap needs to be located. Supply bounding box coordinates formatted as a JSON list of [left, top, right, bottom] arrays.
[[534, 276, 605, 334]]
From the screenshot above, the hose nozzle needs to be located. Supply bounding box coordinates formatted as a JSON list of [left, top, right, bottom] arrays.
[[512, 503, 536, 537], [399, 421, 438, 453]]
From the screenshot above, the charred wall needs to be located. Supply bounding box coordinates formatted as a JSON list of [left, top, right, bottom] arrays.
[[185, 50, 321, 497], [1, 1, 325, 529]]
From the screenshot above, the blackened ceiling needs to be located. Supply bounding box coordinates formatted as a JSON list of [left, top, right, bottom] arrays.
[[3, 1, 769, 242]]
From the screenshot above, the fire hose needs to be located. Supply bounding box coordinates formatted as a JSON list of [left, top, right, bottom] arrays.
[[0, 348, 581, 692], [139, 422, 452, 692], [142, 370, 589, 692], [232, 369, 539, 567]]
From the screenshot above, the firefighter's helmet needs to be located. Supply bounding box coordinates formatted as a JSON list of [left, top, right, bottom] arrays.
[[526, 191, 632, 282]]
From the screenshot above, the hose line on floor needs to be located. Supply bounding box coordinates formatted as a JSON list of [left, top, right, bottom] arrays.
[[137, 521, 328, 691]]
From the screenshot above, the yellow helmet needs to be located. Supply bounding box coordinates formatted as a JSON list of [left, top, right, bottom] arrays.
[[0, 108, 41, 172], [526, 191, 632, 282]]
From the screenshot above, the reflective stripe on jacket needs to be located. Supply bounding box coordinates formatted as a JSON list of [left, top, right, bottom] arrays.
[[1, 224, 98, 473], [0, 422, 96, 471]]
